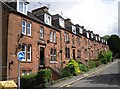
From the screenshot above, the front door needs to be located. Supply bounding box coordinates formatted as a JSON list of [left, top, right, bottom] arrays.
[[40, 47, 44, 66], [73, 49, 75, 60]]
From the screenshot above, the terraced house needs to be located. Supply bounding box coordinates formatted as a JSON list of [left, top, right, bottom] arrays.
[[0, 0, 109, 81]]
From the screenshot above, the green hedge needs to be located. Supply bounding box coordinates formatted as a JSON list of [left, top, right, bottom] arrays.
[[20, 69, 52, 89], [21, 73, 37, 89]]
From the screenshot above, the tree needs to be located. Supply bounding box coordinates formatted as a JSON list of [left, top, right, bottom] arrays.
[[102, 35, 110, 41], [107, 35, 120, 58]]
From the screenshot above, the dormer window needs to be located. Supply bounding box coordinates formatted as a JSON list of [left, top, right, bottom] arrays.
[[17, 0, 28, 15], [87, 32, 89, 38], [95, 36, 97, 41], [98, 37, 100, 41], [91, 33, 93, 38], [79, 28, 83, 34], [72, 26, 76, 34], [44, 13, 51, 25], [59, 18, 65, 28]]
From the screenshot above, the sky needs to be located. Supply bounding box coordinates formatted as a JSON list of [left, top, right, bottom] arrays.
[[28, 0, 119, 37]]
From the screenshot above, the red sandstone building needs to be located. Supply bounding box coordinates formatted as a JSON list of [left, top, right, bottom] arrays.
[[0, 0, 109, 81]]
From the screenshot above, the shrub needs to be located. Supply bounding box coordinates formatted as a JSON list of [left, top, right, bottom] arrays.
[[87, 60, 96, 69], [98, 50, 113, 64], [106, 50, 113, 62], [76, 60, 89, 72], [67, 59, 81, 75], [95, 60, 102, 67], [61, 59, 81, 78], [37, 69, 52, 87], [78, 63, 89, 72], [20, 73, 37, 89], [60, 67, 73, 78]]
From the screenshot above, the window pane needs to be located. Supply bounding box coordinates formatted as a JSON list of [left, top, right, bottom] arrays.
[[67, 33, 69, 41], [64, 32, 67, 42], [27, 70, 32, 75], [68, 48, 70, 58], [22, 20, 26, 35], [19, 2, 23, 12], [22, 70, 26, 76], [27, 22, 31, 36], [54, 49, 56, 61], [50, 31, 53, 42], [22, 44, 26, 60], [50, 49, 53, 61], [40, 27, 44, 39], [27, 45, 31, 61], [53, 32, 56, 43], [24, 3, 27, 14]]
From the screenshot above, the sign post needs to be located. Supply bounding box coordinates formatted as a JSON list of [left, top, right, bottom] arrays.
[[17, 51, 24, 89]]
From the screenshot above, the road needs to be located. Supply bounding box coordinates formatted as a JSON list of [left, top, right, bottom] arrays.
[[67, 60, 120, 88]]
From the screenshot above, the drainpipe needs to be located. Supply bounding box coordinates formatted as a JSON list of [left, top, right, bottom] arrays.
[[60, 31, 63, 72]]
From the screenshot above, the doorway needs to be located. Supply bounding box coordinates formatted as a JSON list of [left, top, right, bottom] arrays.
[[40, 47, 44, 66], [73, 49, 75, 60]]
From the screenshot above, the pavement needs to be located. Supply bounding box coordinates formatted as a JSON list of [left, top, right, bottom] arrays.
[[47, 59, 119, 88]]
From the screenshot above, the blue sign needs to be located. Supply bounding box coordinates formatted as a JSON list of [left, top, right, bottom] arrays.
[[17, 51, 25, 61]]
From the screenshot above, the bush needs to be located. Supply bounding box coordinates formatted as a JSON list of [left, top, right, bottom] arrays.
[[95, 60, 102, 67], [98, 50, 113, 64], [37, 69, 52, 87], [67, 59, 81, 75], [87, 60, 96, 69], [60, 67, 73, 78], [106, 50, 113, 62], [76, 60, 89, 72], [21, 73, 37, 89], [78, 63, 89, 72], [61, 59, 81, 78]]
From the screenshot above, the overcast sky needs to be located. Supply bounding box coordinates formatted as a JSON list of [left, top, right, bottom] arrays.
[[28, 0, 119, 37]]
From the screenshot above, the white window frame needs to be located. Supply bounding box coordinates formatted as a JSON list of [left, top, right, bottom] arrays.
[[44, 13, 51, 26], [22, 44, 26, 61], [27, 70, 32, 75], [17, 0, 28, 15], [53, 32, 56, 43], [22, 20, 26, 35], [50, 31, 53, 42], [27, 45, 32, 61], [64, 32, 67, 42], [22, 70, 27, 76], [72, 26, 76, 34], [40, 27, 44, 39], [91, 33, 93, 38], [50, 49, 53, 61], [79, 27, 83, 34], [27, 22, 31, 36], [59, 18, 65, 28], [87, 32, 89, 38], [53, 49, 56, 61]]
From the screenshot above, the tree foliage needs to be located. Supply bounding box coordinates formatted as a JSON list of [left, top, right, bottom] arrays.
[[107, 35, 120, 58], [103, 35, 110, 41]]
